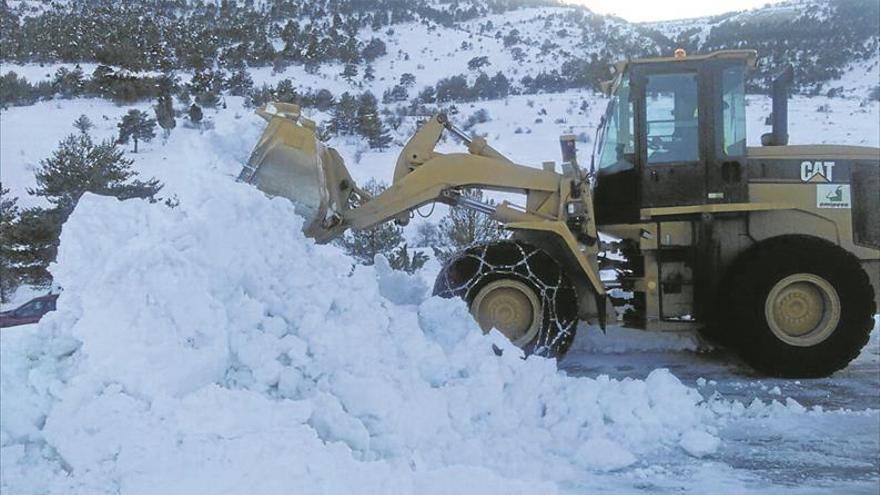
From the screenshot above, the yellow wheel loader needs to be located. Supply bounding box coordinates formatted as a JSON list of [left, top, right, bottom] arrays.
[[240, 50, 879, 377]]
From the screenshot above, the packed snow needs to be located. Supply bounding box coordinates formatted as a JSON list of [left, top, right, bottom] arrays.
[[2, 91, 878, 493]]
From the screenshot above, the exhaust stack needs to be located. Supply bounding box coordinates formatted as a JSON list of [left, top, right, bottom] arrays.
[[761, 66, 794, 146]]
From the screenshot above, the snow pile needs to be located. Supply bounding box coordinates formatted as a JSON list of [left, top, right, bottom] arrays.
[[1, 175, 722, 493]]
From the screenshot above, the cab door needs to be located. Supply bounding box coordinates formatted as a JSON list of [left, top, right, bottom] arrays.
[[707, 63, 749, 203], [635, 69, 706, 208]]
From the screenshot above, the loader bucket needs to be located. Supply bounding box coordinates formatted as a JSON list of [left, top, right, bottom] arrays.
[[239, 103, 357, 241]]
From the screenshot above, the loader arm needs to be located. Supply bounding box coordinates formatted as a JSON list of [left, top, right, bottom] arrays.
[[239, 103, 606, 309], [346, 153, 560, 229]]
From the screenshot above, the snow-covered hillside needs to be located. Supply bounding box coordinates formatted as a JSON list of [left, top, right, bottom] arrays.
[[646, 0, 880, 96], [3, 0, 878, 100]]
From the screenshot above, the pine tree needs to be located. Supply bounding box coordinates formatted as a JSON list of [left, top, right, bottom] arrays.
[[274, 79, 297, 103], [177, 88, 192, 107], [52, 65, 85, 98], [0, 185, 20, 302], [197, 90, 220, 108], [370, 13, 383, 31], [188, 103, 204, 124], [490, 72, 510, 99], [467, 56, 490, 71], [337, 180, 405, 266], [154, 93, 176, 138], [414, 222, 443, 248], [190, 70, 223, 108], [363, 65, 375, 82], [357, 92, 391, 149], [329, 92, 358, 135], [89, 65, 114, 96], [313, 89, 335, 111], [473, 72, 492, 99], [118, 109, 156, 153], [399, 73, 416, 87], [0, 72, 38, 108], [5, 206, 62, 288], [73, 114, 93, 134], [433, 189, 507, 262], [418, 86, 436, 103], [382, 85, 408, 104], [341, 37, 361, 64], [30, 133, 162, 217], [341, 63, 358, 82], [388, 244, 428, 274], [226, 68, 254, 96], [361, 38, 386, 61]]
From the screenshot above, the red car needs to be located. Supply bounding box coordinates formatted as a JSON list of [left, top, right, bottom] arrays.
[[0, 294, 58, 328]]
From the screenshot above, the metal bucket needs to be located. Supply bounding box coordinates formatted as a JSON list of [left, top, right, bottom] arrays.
[[239, 103, 360, 242]]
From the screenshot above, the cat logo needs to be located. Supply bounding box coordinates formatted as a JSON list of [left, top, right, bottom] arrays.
[[801, 160, 835, 182], [816, 184, 851, 209]]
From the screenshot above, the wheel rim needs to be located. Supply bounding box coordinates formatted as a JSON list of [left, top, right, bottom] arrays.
[[764, 273, 841, 347], [470, 280, 541, 346]]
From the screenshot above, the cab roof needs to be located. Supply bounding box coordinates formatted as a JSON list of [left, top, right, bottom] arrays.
[[613, 49, 758, 75]]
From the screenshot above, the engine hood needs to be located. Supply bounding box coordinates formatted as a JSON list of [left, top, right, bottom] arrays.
[[747, 145, 880, 161]]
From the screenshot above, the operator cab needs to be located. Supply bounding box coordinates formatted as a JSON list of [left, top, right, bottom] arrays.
[[592, 50, 757, 224]]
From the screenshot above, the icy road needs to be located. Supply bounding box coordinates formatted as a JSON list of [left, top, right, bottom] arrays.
[[562, 323, 880, 493]]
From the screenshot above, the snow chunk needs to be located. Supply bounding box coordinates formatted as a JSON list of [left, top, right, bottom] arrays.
[[679, 430, 720, 458], [576, 438, 637, 471]]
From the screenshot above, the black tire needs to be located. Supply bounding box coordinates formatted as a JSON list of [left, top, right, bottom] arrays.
[[433, 241, 579, 358], [699, 314, 736, 348], [720, 235, 876, 377]]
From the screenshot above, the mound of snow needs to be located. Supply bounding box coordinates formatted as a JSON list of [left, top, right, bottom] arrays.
[[0, 180, 722, 493]]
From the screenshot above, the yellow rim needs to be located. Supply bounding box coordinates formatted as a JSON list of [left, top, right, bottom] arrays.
[[470, 280, 541, 346], [764, 273, 841, 347]]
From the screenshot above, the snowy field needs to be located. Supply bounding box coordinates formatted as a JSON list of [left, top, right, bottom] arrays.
[[1, 89, 879, 493]]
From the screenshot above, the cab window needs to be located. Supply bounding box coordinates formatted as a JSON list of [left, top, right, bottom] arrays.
[[721, 65, 747, 156], [645, 72, 699, 165], [596, 75, 635, 173]]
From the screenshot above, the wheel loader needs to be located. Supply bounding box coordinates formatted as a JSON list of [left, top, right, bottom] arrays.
[[239, 49, 880, 378]]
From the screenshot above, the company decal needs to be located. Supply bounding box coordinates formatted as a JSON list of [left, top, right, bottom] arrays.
[[801, 161, 835, 182], [816, 184, 851, 209]]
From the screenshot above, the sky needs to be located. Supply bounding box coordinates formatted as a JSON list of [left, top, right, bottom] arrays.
[[565, 0, 785, 23]]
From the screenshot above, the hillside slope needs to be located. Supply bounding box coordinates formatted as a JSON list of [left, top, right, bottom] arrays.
[[2, 0, 878, 98], [648, 0, 880, 95]]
